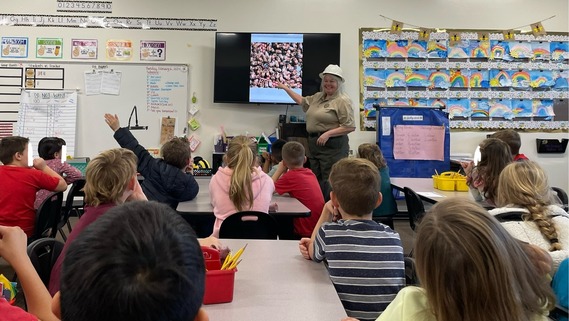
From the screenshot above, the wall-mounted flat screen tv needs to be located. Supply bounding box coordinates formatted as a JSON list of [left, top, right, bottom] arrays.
[[214, 32, 341, 104]]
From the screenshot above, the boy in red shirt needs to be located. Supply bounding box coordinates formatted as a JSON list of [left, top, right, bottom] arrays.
[[0, 136, 67, 237], [272, 141, 324, 238]]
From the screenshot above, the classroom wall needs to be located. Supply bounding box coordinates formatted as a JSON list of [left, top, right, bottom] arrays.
[[2, 0, 568, 190]]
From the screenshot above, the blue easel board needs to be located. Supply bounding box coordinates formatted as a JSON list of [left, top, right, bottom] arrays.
[[377, 107, 450, 178]]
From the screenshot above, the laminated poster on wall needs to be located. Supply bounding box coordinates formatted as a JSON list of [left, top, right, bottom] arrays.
[[188, 118, 200, 131], [189, 135, 201, 152], [106, 40, 133, 61], [36, 38, 63, 59]]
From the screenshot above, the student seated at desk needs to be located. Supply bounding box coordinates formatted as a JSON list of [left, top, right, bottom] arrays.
[[104, 113, 199, 209], [272, 141, 324, 238], [261, 138, 286, 177], [34, 137, 83, 209], [210, 135, 274, 237], [299, 158, 404, 321], [462, 138, 512, 207], [0, 201, 209, 321], [490, 161, 569, 273], [357, 143, 397, 224], [343, 198, 556, 321], [0, 136, 67, 238], [491, 129, 529, 161]]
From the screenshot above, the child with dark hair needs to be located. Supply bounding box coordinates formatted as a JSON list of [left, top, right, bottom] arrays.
[[34, 137, 83, 208], [262, 138, 287, 176], [272, 141, 324, 238], [357, 143, 397, 224], [104, 113, 199, 209], [491, 129, 528, 161], [0, 201, 209, 321], [299, 158, 404, 320], [0, 136, 67, 237], [463, 138, 512, 206]]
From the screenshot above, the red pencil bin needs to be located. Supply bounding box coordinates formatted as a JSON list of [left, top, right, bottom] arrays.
[[201, 247, 236, 305]]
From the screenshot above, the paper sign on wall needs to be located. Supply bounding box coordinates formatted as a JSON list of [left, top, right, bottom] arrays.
[[160, 117, 176, 145], [393, 125, 445, 161]]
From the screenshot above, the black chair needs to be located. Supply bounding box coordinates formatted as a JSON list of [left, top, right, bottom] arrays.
[[404, 256, 418, 286], [27, 238, 64, 287], [219, 211, 279, 239], [31, 191, 64, 242], [403, 187, 425, 231], [552, 187, 568, 212], [59, 179, 86, 240]]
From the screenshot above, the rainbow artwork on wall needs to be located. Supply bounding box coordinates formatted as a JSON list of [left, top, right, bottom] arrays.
[[385, 70, 407, 87], [468, 40, 490, 58], [363, 99, 379, 118], [510, 70, 531, 88], [363, 39, 388, 58], [448, 40, 470, 59], [490, 70, 512, 87], [533, 100, 555, 118], [363, 68, 386, 87], [405, 69, 431, 87], [429, 98, 447, 109], [427, 40, 448, 58], [408, 98, 428, 107], [529, 70, 554, 88], [509, 41, 533, 59], [407, 40, 428, 58], [531, 42, 550, 60], [469, 70, 489, 88], [490, 41, 512, 61], [489, 99, 514, 119], [550, 42, 569, 61], [449, 69, 469, 88], [470, 99, 490, 118], [511, 99, 533, 117], [429, 70, 450, 89], [553, 70, 568, 90], [386, 40, 408, 58], [448, 99, 471, 118], [385, 98, 412, 106]]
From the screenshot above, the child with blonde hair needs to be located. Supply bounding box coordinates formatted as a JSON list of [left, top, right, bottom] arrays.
[[209, 135, 274, 237], [490, 160, 569, 273], [344, 198, 556, 321], [357, 143, 397, 227]]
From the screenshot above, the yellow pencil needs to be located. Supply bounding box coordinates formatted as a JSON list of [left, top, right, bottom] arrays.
[[220, 252, 233, 270], [223, 244, 247, 270], [227, 259, 242, 270]]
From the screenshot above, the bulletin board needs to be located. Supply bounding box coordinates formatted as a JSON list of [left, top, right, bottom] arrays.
[[360, 29, 569, 131], [377, 107, 450, 178], [0, 61, 188, 156]]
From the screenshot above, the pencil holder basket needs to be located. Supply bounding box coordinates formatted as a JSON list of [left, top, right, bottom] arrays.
[[202, 247, 236, 305], [432, 172, 468, 191]]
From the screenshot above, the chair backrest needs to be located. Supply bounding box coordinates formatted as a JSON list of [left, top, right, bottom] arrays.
[[27, 238, 65, 287], [552, 187, 569, 212], [59, 179, 86, 228], [403, 187, 425, 231], [219, 211, 279, 239], [33, 191, 64, 241], [404, 256, 418, 286]]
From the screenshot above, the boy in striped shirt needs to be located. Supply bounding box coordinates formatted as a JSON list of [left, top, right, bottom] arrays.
[[299, 158, 405, 321]]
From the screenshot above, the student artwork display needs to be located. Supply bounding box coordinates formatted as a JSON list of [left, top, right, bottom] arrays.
[[359, 29, 569, 130]]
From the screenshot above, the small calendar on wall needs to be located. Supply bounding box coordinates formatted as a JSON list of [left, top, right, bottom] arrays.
[[359, 29, 569, 131]]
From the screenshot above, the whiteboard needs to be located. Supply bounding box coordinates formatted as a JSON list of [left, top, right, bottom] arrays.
[[0, 61, 189, 157]]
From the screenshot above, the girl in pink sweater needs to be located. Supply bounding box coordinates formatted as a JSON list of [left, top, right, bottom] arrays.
[[209, 136, 274, 237]]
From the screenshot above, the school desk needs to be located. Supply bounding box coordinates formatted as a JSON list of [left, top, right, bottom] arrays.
[[391, 177, 474, 204], [176, 178, 310, 215], [205, 239, 346, 320], [176, 178, 310, 238]]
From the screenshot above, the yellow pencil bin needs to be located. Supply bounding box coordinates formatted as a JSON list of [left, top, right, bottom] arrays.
[[432, 172, 468, 191]]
